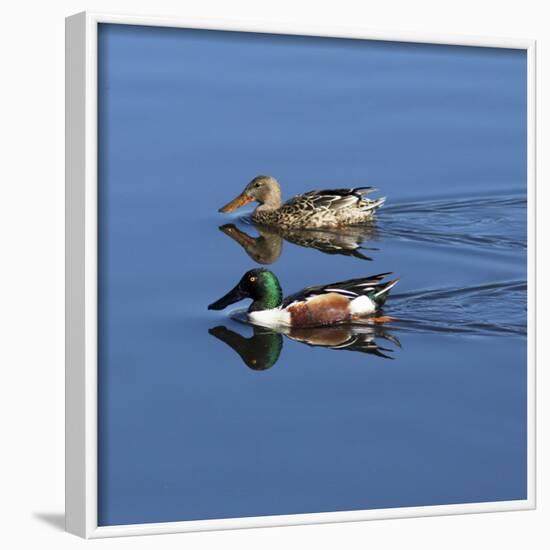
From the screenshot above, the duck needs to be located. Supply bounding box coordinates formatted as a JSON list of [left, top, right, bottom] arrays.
[[218, 175, 385, 229], [207, 268, 399, 328]]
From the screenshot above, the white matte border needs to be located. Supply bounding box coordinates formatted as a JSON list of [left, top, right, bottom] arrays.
[[65, 10, 536, 539]]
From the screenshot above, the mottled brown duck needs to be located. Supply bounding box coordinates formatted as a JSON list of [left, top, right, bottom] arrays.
[[218, 176, 386, 229]]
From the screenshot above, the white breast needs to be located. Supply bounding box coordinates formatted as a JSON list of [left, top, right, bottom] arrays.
[[248, 308, 292, 328]]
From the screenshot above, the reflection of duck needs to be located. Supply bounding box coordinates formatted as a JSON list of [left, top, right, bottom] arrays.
[[219, 223, 378, 264], [219, 224, 282, 264], [209, 322, 400, 370], [208, 269, 399, 328], [218, 176, 385, 229]]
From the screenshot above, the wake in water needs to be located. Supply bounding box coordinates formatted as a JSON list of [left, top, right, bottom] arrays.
[[379, 194, 526, 250], [381, 279, 527, 336], [375, 194, 527, 336]]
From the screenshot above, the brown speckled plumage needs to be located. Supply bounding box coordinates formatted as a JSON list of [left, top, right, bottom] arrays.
[[219, 176, 385, 229]]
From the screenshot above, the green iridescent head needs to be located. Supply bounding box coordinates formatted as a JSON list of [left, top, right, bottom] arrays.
[[208, 269, 283, 312]]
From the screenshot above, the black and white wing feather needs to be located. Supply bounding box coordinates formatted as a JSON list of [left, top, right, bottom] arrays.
[[282, 272, 398, 307], [286, 187, 384, 212]]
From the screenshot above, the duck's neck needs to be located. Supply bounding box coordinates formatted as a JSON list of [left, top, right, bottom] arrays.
[[256, 187, 282, 212]]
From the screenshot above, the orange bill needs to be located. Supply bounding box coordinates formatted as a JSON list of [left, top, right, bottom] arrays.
[[218, 192, 255, 213]]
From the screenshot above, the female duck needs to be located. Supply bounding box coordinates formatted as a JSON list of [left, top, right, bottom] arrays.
[[218, 175, 385, 229], [208, 268, 399, 328]]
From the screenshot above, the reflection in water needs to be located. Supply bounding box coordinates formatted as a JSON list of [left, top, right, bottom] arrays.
[[209, 321, 401, 370], [219, 222, 379, 264], [209, 326, 283, 370]]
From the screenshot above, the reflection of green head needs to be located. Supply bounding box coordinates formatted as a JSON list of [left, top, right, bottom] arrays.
[[209, 325, 283, 370]]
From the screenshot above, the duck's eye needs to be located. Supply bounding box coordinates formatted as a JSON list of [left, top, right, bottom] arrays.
[[249, 276, 257, 282], [254, 182, 261, 188]]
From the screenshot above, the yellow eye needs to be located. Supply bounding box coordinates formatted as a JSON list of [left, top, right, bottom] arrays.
[[250, 276, 257, 282]]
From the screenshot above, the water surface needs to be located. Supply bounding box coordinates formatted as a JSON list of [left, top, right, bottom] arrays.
[[98, 24, 527, 526]]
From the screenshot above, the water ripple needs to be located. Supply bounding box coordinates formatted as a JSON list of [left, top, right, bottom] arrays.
[[379, 194, 526, 250], [387, 279, 527, 336]]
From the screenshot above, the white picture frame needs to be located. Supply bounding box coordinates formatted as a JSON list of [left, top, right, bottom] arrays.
[[65, 10, 536, 539]]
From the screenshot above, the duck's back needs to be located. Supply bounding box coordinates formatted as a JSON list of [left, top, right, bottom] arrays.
[[253, 187, 385, 229]]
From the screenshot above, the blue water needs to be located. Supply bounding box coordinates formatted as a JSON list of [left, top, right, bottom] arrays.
[[97, 24, 527, 526]]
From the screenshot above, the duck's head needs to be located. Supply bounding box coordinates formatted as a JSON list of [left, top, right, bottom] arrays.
[[208, 268, 283, 312], [218, 176, 282, 213]]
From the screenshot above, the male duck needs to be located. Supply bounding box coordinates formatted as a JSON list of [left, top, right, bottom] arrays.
[[208, 268, 399, 328], [218, 175, 385, 229]]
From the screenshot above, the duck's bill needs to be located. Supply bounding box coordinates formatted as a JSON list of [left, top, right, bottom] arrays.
[[218, 192, 254, 213], [208, 284, 246, 310]]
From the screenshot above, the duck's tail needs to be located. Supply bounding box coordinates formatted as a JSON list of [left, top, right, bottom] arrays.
[[353, 188, 386, 211], [373, 278, 400, 305], [365, 196, 386, 211]]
